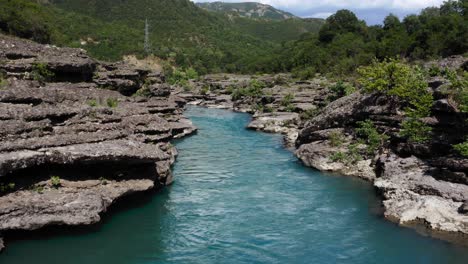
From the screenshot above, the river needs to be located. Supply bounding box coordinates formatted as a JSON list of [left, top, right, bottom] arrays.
[[1, 107, 468, 263]]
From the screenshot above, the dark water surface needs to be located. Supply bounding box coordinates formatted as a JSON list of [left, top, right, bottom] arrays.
[[2, 107, 468, 263]]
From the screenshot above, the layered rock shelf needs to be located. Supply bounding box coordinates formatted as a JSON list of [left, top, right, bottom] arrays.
[[0, 34, 196, 251]]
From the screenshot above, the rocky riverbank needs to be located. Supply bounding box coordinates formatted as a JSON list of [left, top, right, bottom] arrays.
[[0, 34, 196, 251], [181, 59, 468, 244]]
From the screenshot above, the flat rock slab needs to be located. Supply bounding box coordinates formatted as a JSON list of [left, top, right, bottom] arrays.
[[0, 179, 154, 231]]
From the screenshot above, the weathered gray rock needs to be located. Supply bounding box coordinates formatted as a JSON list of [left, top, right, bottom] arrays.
[[296, 140, 376, 181], [0, 34, 197, 251], [148, 83, 171, 97], [459, 201, 468, 215], [0, 179, 155, 231], [0, 35, 96, 81], [375, 154, 468, 234]]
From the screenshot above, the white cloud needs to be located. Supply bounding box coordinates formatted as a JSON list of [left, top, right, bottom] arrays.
[[306, 12, 333, 19]]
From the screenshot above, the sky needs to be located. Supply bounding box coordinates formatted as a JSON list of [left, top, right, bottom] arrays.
[[192, 0, 446, 25]]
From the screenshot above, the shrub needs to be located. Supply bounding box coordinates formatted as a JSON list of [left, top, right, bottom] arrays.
[[50, 176, 61, 188], [200, 86, 210, 95], [346, 143, 363, 164], [358, 59, 433, 142], [358, 59, 433, 118], [0, 73, 8, 89], [134, 86, 152, 97], [453, 140, 468, 157], [246, 79, 265, 98], [328, 81, 356, 101], [32, 184, 44, 194], [87, 99, 98, 107], [0, 183, 15, 194], [400, 119, 432, 143], [444, 70, 468, 113], [292, 66, 316, 80], [281, 93, 294, 106], [99, 177, 108, 185], [330, 151, 346, 162], [329, 131, 345, 147], [355, 120, 389, 154], [231, 80, 265, 101], [31, 62, 54, 83], [427, 64, 441, 77], [300, 108, 320, 120], [106, 98, 119, 108], [185, 67, 199, 80], [329, 144, 363, 165], [167, 67, 199, 85], [231, 88, 244, 101]]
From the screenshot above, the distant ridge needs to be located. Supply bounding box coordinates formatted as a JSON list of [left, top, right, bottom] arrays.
[[197, 1, 297, 20]]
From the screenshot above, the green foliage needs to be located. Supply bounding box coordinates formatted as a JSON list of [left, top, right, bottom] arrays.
[[328, 81, 356, 101], [254, 1, 467, 76], [31, 62, 54, 83], [330, 151, 347, 162], [106, 98, 119, 108], [0, 182, 15, 194], [358, 59, 433, 118], [329, 131, 345, 147], [358, 59, 434, 143], [453, 140, 468, 157], [167, 68, 199, 90], [1, 0, 465, 76], [0, 0, 323, 73], [87, 99, 98, 107], [281, 93, 295, 112], [185, 67, 199, 80], [99, 177, 109, 185], [355, 120, 389, 154], [32, 184, 44, 194], [231, 79, 266, 101], [134, 86, 152, 97], [0, 73, 7, 89], [300, 108, 320, 120], [444, 70, 468, 112], [400, 119, 432, 143], [329, 143, 363, 165], [281, 93, 294, 106], [50, 176, 61, 188], [200, 86, 210, 95]]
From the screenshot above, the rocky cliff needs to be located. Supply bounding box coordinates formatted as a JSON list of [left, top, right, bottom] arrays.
[[0, 34, 196, 251]]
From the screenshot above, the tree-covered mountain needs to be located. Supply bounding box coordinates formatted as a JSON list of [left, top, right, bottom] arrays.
[[254, 0, 468, 77], [196, 1, 296, 20], [1, 0, 465, 76], [0, 0, 324, 74]]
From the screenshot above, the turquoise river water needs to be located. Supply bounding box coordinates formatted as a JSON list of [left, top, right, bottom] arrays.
[[1, 107, 468, 263]]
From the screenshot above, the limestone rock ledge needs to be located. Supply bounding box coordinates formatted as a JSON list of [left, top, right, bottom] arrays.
[[0, 179, 155, 231], [0, 34, 197, 250], [375, 154, 468, 237]]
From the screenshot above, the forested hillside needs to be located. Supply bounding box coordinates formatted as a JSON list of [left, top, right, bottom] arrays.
[[0, 0, 466, 76], [0, 0, 323, 74], [254, 0, 468, 77]]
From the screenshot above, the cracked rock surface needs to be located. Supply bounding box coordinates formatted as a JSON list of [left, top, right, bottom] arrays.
[[0, 34, 196, 249]]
